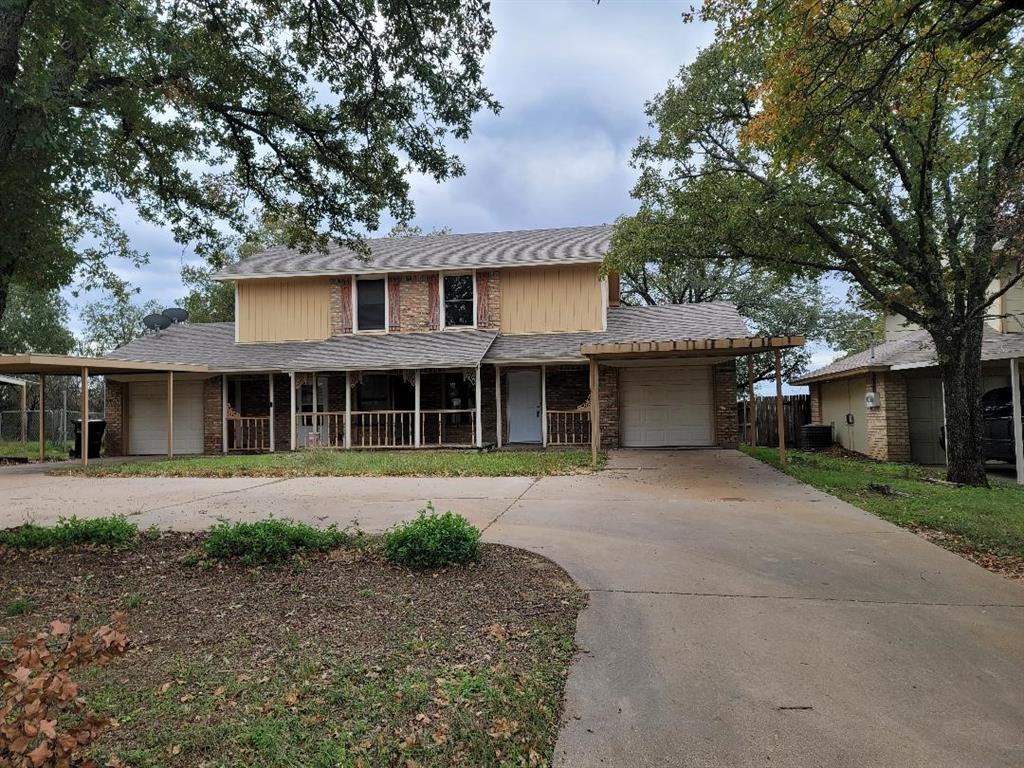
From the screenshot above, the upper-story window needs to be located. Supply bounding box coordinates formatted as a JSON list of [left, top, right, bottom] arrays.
[[443, 274, 474, 328], [356, 277, 386, 331]]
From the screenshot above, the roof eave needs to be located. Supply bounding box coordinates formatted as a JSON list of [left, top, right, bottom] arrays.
[[581, 335, 805, 359], [792, 364, 889, 385]]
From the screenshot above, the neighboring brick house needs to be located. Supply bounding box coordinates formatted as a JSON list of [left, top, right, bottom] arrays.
[[795, 326, 1024, 464], [100, 225, 802, 456]]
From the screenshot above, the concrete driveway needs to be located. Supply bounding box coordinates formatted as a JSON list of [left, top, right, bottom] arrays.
[[2, 449, 1023, 767]]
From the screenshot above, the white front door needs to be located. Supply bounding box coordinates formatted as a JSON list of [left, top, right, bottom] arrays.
[[128, 380, 205, 455], [620, 365, 714, 447], [507, 370, 542, 443]]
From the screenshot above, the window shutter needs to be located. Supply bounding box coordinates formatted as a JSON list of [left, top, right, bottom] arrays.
[[338, 277, 353, 334], [476, 272, 490, 327], [388, 277, 401, 331]]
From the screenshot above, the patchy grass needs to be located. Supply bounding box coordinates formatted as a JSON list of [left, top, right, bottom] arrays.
[[4, 596, 35, 616], [0, 515, 138, 549], [742, 446, 1024, 577], [0, 534, 586, 767], [202, 518, 354, 565], [0, 439, 71, 461], [57, 449, 603, 478]]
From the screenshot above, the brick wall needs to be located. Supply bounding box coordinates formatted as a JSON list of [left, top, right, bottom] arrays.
[[713, 363, 739, 448], [329, 277, 352, 334], [477, 271, 501, 329], [866, 372, 911, 462], [103, 380, 124, 456], [203, 376, 223, 454], [398, 274, 434, 332], [598, 365, 619, 449], [810, 383, 822, 423]]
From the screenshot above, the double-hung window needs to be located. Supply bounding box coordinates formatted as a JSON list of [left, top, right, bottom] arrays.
[[443, 274, 474, 328], [356, 277, 386, 331]]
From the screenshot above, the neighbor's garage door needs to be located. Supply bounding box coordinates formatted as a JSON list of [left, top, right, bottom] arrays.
[[907, 376, 945, 465], [128, 380, 204, 455], [620, 365, 714, 447]]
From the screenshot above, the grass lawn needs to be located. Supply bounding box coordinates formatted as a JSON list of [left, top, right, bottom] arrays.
[[742, 445, 1024, 577], [58, 448, 602, 478], [0, 533, 586, 767], [0, 438, 70, 461]]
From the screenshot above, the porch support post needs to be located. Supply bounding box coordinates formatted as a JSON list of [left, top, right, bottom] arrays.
[[1011, 357, 1023, 485], [474, 364, 483, 447], [38, 375, 45, 462], [344, 371, 352, 449], [414, 370, 421, 447], [589, 359, 600, 467], [541, 365, 548, 447], [747, 355, 757, 446], [289, 372, 296, 450], [80, 367, 89, 467], [268, 373, 275, 452], [221, 375, 228, 453], [166, 371, 174, 458], [774, 349, 785, 465], [495, 365, 502, 448]]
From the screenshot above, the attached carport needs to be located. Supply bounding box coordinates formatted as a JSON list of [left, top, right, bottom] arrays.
[[581, 335, 805, 465], [0, 354, 210, 465]]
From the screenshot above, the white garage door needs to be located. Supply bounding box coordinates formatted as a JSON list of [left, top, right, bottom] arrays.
[[620, 365, 714, 447], [129, 380, 205, 455]]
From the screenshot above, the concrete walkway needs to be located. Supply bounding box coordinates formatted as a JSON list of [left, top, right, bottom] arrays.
[[2, 450, 1022, 767]]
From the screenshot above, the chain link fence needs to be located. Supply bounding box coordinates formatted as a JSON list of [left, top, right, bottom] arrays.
[[0, 410, 81, 446]]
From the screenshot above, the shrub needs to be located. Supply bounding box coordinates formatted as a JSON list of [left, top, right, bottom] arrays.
[[382, 503, 481, 568], [201, 518, 348, 565], [0, 516, 138, 549], [4, 597, 35, 617]]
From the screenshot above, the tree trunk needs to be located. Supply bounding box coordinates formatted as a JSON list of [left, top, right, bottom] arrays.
[[932, 318, 988, 486]]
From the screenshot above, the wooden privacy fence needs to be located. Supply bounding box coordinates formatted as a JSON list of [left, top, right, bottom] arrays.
[[737, 395, 811, 448]]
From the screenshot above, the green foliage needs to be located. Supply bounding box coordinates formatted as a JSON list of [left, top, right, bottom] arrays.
[[0, 282, 76, 354], [0, 0, 498, 329], [202, 519, 348, 565], [0, 516, 138, 549], [4, 597, 35, 616], [382, 504, 481, 568], [77, 293, 162, 355]]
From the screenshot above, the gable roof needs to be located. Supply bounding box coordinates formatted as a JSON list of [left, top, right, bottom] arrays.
[[792, 328, 1024, 384], [215, 224, 613, 280]]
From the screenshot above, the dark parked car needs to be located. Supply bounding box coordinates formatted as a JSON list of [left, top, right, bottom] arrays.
[[940, 387, 1022, 463]]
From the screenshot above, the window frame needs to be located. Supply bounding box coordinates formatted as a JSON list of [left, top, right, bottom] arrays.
[[439, 270, 477, 330], [352, 274, 389, 333]]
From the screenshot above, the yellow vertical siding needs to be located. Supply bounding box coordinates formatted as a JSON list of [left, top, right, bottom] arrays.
[[499, 264, 603, 334], [236, 278, 331, 342]]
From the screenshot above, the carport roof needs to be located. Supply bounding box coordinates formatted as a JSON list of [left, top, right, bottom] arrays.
[[0, 354, 210, 376]]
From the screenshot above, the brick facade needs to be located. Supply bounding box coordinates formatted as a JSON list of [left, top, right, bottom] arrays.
[[712, 362, 739, 448], [203, 376, 223, 454], [865, 372, 911, 462], [103, 380, 125, 456], [810, 382, 823, 423], [398, 274, 434, 332], [598, 365, 620, 449], [329, 277, 352, 334]]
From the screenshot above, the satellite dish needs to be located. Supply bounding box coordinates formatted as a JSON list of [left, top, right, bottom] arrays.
[[162, 307, 189, 324], [143, 313, 172, 332]]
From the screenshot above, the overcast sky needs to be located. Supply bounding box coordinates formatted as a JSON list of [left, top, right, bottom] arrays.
[[68, 0, 838, 380]]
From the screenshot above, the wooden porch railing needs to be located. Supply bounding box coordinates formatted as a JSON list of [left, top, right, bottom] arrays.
[[226, 416, 270, 451], [296, 411, 346, 448], [351, 410, 415, 448], [420, 409, 477, 446], [546, 410, 591, 445]]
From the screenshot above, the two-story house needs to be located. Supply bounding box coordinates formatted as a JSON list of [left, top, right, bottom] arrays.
[[100, 225, 803, 457], [794, 282, 1024, 466]]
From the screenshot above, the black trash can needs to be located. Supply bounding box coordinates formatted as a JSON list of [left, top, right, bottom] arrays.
[[800, 423, 834, 452], [71, 419, 107, 459]]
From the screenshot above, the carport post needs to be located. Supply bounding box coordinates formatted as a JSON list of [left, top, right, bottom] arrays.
[[80, 367, 89, 467], [589, 358, 600, 467], [747, 355, 756, 446], [774, 349, 785, 465], [1011, 357, 1023, 485], [38, 374, 45, 462], [20, 381, 27, 444], [166, 371, 174, 458]]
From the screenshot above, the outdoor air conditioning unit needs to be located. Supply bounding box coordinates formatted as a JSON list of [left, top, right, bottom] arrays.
[[865, 391, 880, 409]]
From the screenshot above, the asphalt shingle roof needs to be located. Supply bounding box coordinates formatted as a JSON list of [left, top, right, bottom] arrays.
[[215, 225, 613, 279], [484, 303, 752, 362], [106, 324, 497, 372], [792, 327, 1024, 384], [104, 303, 754, 371]]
